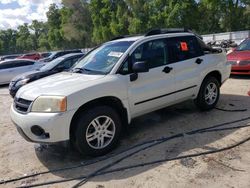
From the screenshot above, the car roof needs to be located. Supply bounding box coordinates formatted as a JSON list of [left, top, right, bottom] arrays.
[[0, 59, 36, 63], [58, 53, 84, 59], [111, 32, 196, 43]]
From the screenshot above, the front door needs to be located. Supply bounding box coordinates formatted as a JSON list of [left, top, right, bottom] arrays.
[[127, 38, 176, 118]]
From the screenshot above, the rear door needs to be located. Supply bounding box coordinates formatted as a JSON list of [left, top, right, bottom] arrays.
[[166, 36, 204, 101], [9, 61, 36, 81], [124, 38, 176, 117], [0, 61, 15, 84]]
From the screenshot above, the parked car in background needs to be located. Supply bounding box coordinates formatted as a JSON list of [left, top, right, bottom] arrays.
[[227, 38, 250, 75], [10, 28, 231, 156], [0, 54, 23, 61], [40, 52, 51, 59], [9, 53, 84, 97], [0, 59, 44, 85], [17, 53, 42, 60], [39, 49, 82, 62]]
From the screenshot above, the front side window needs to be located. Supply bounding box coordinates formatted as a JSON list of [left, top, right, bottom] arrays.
[[131, 39, 168, 69], [55, 58, 75, 70], [72, 41, 134, 74], [40, 57, 64, 71]]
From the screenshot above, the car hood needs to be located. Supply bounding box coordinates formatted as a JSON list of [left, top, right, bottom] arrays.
[[16, 72, 106, 101], [227, 50, 250, 61], [12, 70, 44, 82]]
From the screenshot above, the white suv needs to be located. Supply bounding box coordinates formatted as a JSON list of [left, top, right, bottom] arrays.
[[10, 29, 231, 156]]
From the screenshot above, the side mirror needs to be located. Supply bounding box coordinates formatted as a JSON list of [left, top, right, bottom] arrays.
[[132, 61, 149, 73]]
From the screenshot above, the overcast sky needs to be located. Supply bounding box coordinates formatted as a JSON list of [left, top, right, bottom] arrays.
[[0, 0, 61, 30]]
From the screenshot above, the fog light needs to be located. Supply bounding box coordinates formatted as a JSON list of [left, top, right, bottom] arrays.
[[31, 125, 45, 136]]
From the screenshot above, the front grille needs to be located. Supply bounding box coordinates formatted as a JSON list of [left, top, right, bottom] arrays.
[[14, 98, 32, 113]]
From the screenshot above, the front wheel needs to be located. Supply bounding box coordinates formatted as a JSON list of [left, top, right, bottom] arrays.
[[194, 77, 220, 111], [74, 106, 122, 156]]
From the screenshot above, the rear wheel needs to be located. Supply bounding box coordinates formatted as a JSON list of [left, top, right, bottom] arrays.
[[195, 77, 220, 111], [74, 106, 122, 156]]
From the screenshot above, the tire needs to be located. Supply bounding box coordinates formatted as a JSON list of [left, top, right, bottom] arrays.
[[194, 76, 220, 111], [74, 106, 122, 156]]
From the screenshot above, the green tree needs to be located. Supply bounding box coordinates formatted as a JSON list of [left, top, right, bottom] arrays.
[[47, 4, 65, 49], [16, 23, 34, 52], [61, 0, 93, 48], [90, 0, 130, 43]]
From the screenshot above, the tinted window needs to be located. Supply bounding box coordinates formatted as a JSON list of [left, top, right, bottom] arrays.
[[55, 59, 74, 70], [236, 39, 250, 51], [0, 61, 13, 69], [19, 61, 35, 66], [0, 60, 33, 69], [131, 39, 168, 69], [167, 36, 203, 63]]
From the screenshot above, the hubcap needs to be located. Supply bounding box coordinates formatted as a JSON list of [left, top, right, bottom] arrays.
[[205, 82, 218, 105], [86, 116, 116, 149]]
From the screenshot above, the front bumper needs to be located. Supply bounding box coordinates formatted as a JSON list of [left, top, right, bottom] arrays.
[[231, 65, 250, 75], [10, 104, 76, 143], [9, 82, 20, 98]]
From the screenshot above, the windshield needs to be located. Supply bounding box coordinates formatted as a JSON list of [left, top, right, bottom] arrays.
[[39, 57, 64, 71], [236, 39, 250, 51], [72, 41, 134, 74]]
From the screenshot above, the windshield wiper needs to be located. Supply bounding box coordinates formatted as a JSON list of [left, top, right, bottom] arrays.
[[71, 67, 93, 73]]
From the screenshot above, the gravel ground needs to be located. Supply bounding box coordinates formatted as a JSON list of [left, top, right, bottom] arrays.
[[0, 75, 250, 188]]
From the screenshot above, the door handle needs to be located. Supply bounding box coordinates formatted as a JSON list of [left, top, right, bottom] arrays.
[[195, 58, 203, 64], [162, 66, 173, 73]]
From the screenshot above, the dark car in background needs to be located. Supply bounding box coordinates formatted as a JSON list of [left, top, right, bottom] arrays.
[[39, 49, 82, 63], [227, 38, 250, 75], [9, 53, 84, 97], [40, 52, 52, 59]]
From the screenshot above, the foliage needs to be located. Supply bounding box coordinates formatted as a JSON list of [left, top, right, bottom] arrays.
[[0, 0, 249, 55]]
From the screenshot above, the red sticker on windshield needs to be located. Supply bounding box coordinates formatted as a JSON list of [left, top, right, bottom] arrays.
[[180, 42, 188, 51]]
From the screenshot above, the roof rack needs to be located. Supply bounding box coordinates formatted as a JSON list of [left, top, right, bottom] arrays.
[[145, 28, 203, 40], [111, 36, 125, 41], [111, 34, 142, 41]]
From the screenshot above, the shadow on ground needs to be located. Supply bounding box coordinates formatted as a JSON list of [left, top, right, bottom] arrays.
[[33, 93, 250, 185]]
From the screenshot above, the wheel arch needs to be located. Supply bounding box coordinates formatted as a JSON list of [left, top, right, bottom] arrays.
[[202, 70, 222, 86], [69, 96, 129, 142]]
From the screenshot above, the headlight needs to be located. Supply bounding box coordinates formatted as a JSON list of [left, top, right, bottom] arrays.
[[15, 78, 30, 87], [31, 96, 67, 112]]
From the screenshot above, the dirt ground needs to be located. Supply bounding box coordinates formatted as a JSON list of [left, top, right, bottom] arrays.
[[0, 75, 250, 188]]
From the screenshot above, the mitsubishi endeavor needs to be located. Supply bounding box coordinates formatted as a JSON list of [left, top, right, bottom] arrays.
[[10, 29, 231, 156]]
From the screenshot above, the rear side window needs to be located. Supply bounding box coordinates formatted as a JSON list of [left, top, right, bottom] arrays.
[[0, 61, 33, 69], [131, 39, 168, 69], [0, 62, 13, 69], [19, 61, 35, 66], [167, 36, 203, 63]]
